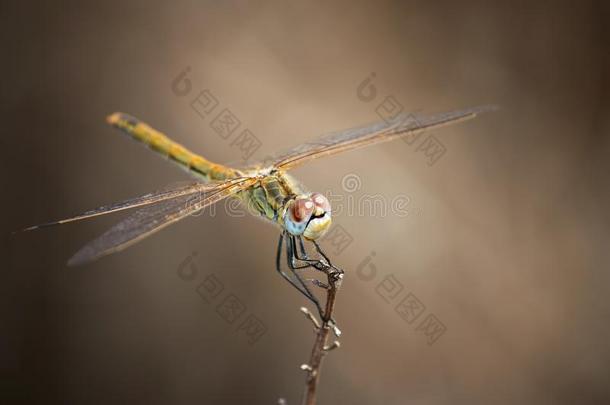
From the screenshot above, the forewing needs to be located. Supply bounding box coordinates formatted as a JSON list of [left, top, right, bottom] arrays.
[[252, 106, 495, 170], [67, 177, 256, 266], [23, 182, 212, 231]]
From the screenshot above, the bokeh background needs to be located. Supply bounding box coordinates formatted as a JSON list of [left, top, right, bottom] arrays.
[[3, 1, 610, 404]]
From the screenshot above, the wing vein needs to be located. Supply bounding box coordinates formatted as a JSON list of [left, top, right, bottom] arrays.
[[67, 177, 256, 265]]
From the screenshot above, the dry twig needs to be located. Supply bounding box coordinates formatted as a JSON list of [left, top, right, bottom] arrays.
[[300, 261, 344, 405]]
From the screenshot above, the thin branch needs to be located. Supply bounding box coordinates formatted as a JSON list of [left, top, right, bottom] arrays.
[[300, 261, 344, 405]]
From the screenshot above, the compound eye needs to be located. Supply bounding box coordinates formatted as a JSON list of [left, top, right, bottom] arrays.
[[311, 193, 331, 213], [291, 198, 314, 222]]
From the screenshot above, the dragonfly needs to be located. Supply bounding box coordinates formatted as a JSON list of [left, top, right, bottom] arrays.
[[24, 106, 494, 318]]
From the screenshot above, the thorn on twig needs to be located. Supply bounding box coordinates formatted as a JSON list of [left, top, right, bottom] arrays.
[[323, 341, 341, 352], [329, 320, 342, 337], [300, 307, 321, 329], [300, 364, 313, 372]]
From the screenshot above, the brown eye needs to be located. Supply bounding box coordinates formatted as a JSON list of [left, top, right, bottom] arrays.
[[292, 198, 314, 222], [311, 193, 331, 212]]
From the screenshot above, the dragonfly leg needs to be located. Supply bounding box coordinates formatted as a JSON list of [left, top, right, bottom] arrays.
[[286, 235, 326, 317], [312, 239, 330, 262], [312, 239, 334, 268], [312, 239, 345, 285], [294, 236, 337, 275], [287, 235, 312, 270], [276, 232, 325, 317], [292, 236, 341, 328], [291, 235, 321, 267], [290, 236, 334, 291], [276, 232, 309, 289], [296, 236, 312, 260]]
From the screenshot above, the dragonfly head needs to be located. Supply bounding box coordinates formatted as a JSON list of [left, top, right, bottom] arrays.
[[283, 193, 332, 240]]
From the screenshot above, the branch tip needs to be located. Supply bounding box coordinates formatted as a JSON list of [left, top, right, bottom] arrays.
[[300, 307, 321, 329], [330, 322, 342, 337]]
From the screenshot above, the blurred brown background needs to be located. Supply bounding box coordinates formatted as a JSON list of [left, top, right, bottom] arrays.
[[2, 1, 609, 404]]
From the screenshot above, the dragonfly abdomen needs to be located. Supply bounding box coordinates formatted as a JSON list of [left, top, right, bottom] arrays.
[[107, 113, 239, 182]]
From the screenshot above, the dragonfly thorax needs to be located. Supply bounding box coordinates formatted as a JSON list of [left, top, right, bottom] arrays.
[[282, 193, 332, 240]]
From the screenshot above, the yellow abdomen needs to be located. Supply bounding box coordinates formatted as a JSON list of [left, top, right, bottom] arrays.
[[107, 112, 240, 182]]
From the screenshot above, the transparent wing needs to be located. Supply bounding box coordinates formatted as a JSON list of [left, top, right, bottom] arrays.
[[251, 106, 496, 170], [67, 177, 257, 266], [22, 180, 254, 231]]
